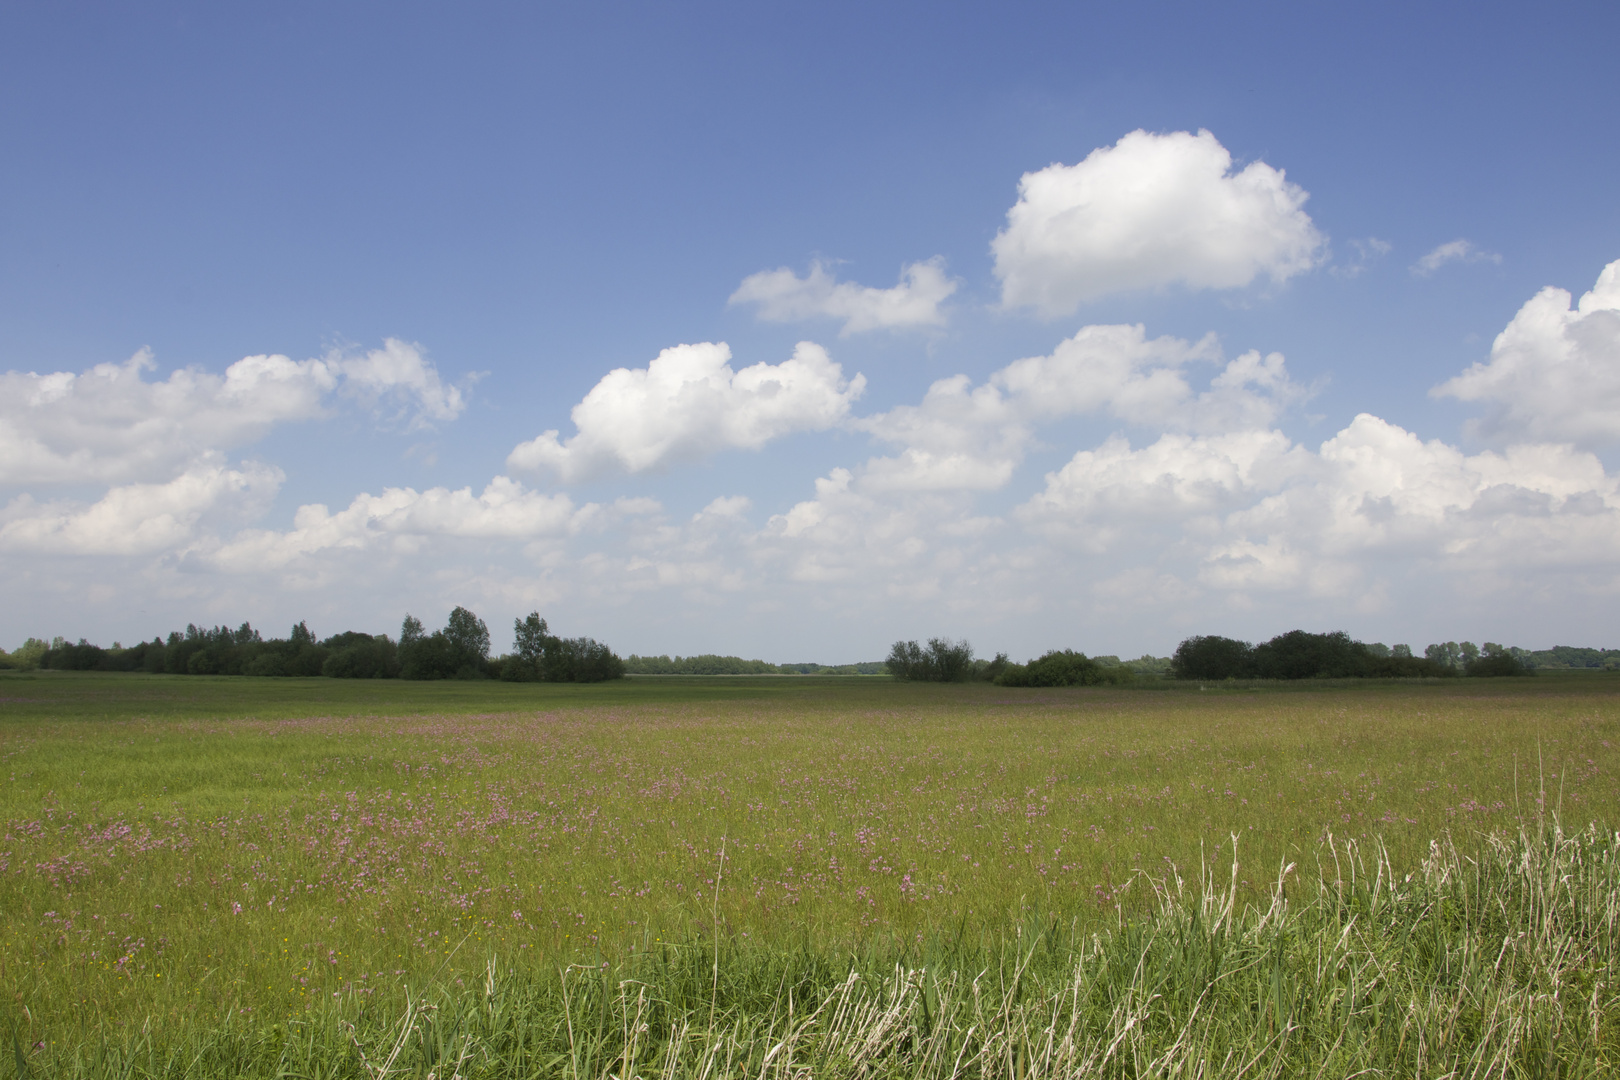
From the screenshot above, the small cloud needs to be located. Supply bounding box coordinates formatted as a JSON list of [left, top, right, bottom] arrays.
[[1411, 239, 1501, 277], [1331, 237, 1392, 279], [729, 258, 957, 335]]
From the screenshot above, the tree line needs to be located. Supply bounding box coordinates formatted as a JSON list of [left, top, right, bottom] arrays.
[[886, 638, 1160, 686], [622, 654, 887, 676], [0, 608, 624, 682], [1170, 632, 1535, 679], [886, 629, 1551, 685]]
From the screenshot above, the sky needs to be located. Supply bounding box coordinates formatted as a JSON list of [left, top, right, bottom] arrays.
[[3, 1, 1619, 662]]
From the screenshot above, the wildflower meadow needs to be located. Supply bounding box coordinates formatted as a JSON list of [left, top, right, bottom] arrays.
[[2, 671, 1618, 1075]]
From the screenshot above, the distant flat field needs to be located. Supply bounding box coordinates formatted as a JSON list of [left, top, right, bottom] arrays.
[[2, 670, 1618, 1031]]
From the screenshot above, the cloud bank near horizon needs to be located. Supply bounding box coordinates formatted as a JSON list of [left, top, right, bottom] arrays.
[[4, 257, 1617, 657]]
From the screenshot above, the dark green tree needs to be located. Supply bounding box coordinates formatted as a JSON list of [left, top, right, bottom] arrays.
[[445, 606, 491, 673], [504, 613, 553, 681], [1170, 635, 1256, 679]]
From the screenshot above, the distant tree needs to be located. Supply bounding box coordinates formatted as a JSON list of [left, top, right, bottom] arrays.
[[1253, 630, 1370, 679], [1170, 635, 1256, 680], [498, 613, 623, 682], [14, 638, 48, 670], [1425, 642, 1463, 670], [321, 632, 399, 678], [41, 638, 110, 671], [398, 612, 459, 680], [1392, 643, 1413, 659], [997, 650, 1132, 687], [886, 640, 925, 680], [445, 606, 491, 674], [505, 613, 552, 681], [885, 638, 975, 682], [1466, 642, 1535, 677], [544, 637, 625, 682], [401, 614, 425, 647]]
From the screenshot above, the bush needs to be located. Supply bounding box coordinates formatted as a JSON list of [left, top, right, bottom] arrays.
[[996, 650, 1133, 687]]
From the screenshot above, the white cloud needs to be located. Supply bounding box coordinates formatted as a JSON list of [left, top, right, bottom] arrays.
[[10, 266, 1620, 661], [1331, 237, 1392, 279], [1009, 409, 1620, 605], [0, 460, 283, 556], [0, 339, 466, 486], [331, 338, 468, 425], [1411, 239, 1502, 276], [992, 129, 1324, 315], [506, 341, 865, 482], [1432, 259, 1620, 447], [729, 258, 957, 335], [1018, 430, 1308, 547], [1197, 415, 1620, 593], [209, 477, 583, 573], [848, 324, 1304, 494]]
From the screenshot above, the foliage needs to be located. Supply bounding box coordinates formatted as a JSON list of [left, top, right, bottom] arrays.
[[1174, 630, 1457, 680], [885, 638, 976, 682], [542, 635, 626, 682], [1524, 644, 1620, 670], [625, 653, 782, 675], [1170, 634, 1258, 679], [1253, 629, 1371, 678], [499, 611, 625, 682], [996, 649, 1135, 687], [0, 637, 48, 670], [320, 632, 399, 679], [396, 607, 499, 680], [1467, 641, 1537, 677], [775, 660, 887, 675]]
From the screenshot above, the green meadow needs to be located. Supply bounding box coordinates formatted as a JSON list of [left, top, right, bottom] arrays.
[[2, 671, 1618, 1076]]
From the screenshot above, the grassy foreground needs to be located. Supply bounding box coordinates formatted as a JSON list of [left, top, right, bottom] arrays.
[[2, 671, 1619, 1074]]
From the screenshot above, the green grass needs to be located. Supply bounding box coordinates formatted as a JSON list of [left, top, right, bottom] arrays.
[[2, 670, 1618, 1073]]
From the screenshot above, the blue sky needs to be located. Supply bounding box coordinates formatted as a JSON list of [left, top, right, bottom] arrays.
[[3, 1, 1618, 660]]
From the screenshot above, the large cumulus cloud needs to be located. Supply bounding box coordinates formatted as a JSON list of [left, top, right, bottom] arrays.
[[1433, 260, 1620, 447], [992, 129, 1324, 315]]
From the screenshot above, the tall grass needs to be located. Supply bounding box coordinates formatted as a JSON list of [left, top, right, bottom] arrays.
[[15, 819, 1618, 1077]]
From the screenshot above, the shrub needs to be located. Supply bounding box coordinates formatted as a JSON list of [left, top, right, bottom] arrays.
[[996, 650, 1133, 687]]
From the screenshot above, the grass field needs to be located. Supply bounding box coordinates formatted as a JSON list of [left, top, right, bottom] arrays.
[[2, 670, 1619, 1075]]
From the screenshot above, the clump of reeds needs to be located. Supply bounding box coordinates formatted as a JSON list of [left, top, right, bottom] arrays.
[[27, 819, 1620, 1078]]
